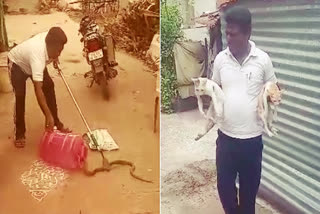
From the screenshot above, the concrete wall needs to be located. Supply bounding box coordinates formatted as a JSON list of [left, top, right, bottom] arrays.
[[167, 0, 216, 26], [0, 52, 12, 93], [193, 0, 216, 17], [166, 0, 194, 28]]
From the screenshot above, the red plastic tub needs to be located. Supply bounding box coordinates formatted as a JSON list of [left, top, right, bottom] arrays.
[[39, 130, 88, 169]]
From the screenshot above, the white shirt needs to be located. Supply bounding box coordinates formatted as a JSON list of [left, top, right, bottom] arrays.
[[8, 32, 52, 82], [212, 41, 277, 139]]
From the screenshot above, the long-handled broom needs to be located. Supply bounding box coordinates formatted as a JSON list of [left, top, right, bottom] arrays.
[[54, 63, 152, 183]]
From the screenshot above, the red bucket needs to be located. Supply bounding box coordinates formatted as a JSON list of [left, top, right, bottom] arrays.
[[39, 130, 88, 169]]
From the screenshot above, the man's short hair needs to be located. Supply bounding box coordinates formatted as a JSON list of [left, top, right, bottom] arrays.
[[45, 27, 67, 46], [224, 6, 252, 34]]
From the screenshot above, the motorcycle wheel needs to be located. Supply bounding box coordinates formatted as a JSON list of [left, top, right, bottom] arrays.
[[99, 72, 109, 100]]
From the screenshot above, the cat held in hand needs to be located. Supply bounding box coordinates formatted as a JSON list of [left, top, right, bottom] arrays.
[[191, 77, 225, 141], [257, 81, 283, 137]]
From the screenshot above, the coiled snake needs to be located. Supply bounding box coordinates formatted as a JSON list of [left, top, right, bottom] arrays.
[[83, 151, 153, 183]]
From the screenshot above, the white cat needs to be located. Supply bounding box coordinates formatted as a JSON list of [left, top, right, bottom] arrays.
[[257, 81, 283, 137], [191, 77, 225, 141]]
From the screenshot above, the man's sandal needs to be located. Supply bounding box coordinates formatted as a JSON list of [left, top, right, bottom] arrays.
[[14, 138, 26, 148]]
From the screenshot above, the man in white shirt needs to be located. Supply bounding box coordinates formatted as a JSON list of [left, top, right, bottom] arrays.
[[8, 27, 71, 148], [212, 6, 277, 214]]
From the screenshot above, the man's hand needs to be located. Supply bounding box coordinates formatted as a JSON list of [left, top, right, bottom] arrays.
[[200, 110, 206, 118], [45, 114, 55, 131], [53, 58, 60, 70]]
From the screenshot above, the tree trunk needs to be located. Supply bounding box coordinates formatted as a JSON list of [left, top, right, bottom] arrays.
[[0, 0, 9, 52]]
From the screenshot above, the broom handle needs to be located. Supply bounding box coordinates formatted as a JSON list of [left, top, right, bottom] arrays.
[[56, 65, 93, 134], [56, 65, 100, 149]]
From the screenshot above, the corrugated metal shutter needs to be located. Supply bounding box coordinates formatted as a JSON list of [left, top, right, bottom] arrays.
[[220, 1, 320, 213]]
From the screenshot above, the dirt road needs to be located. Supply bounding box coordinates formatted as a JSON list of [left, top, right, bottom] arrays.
[[0, 12, 159, 214], [161, 110, 280, 214]]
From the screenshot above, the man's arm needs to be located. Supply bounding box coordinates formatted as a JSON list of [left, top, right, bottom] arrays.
[[264, 54, 277, 84], [33, 81, 54, 130], [211, 55, 222, 88], [264, 55, 280, 102], [30, 54, 54, 130]]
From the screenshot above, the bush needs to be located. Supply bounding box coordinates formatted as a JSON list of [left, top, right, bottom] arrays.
[[160, 3, 183, 113]]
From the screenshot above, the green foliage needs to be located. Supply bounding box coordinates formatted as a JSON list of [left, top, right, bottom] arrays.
[[161, 3, 183, 113]]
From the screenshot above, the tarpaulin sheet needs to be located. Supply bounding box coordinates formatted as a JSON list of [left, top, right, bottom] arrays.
[[173, 41, 206, 98]]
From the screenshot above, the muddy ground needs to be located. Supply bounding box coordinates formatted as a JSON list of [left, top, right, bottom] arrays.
[[0, 10, 159, 214]]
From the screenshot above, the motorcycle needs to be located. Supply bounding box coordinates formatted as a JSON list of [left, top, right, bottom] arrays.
[[78, 6, 118, 100]]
